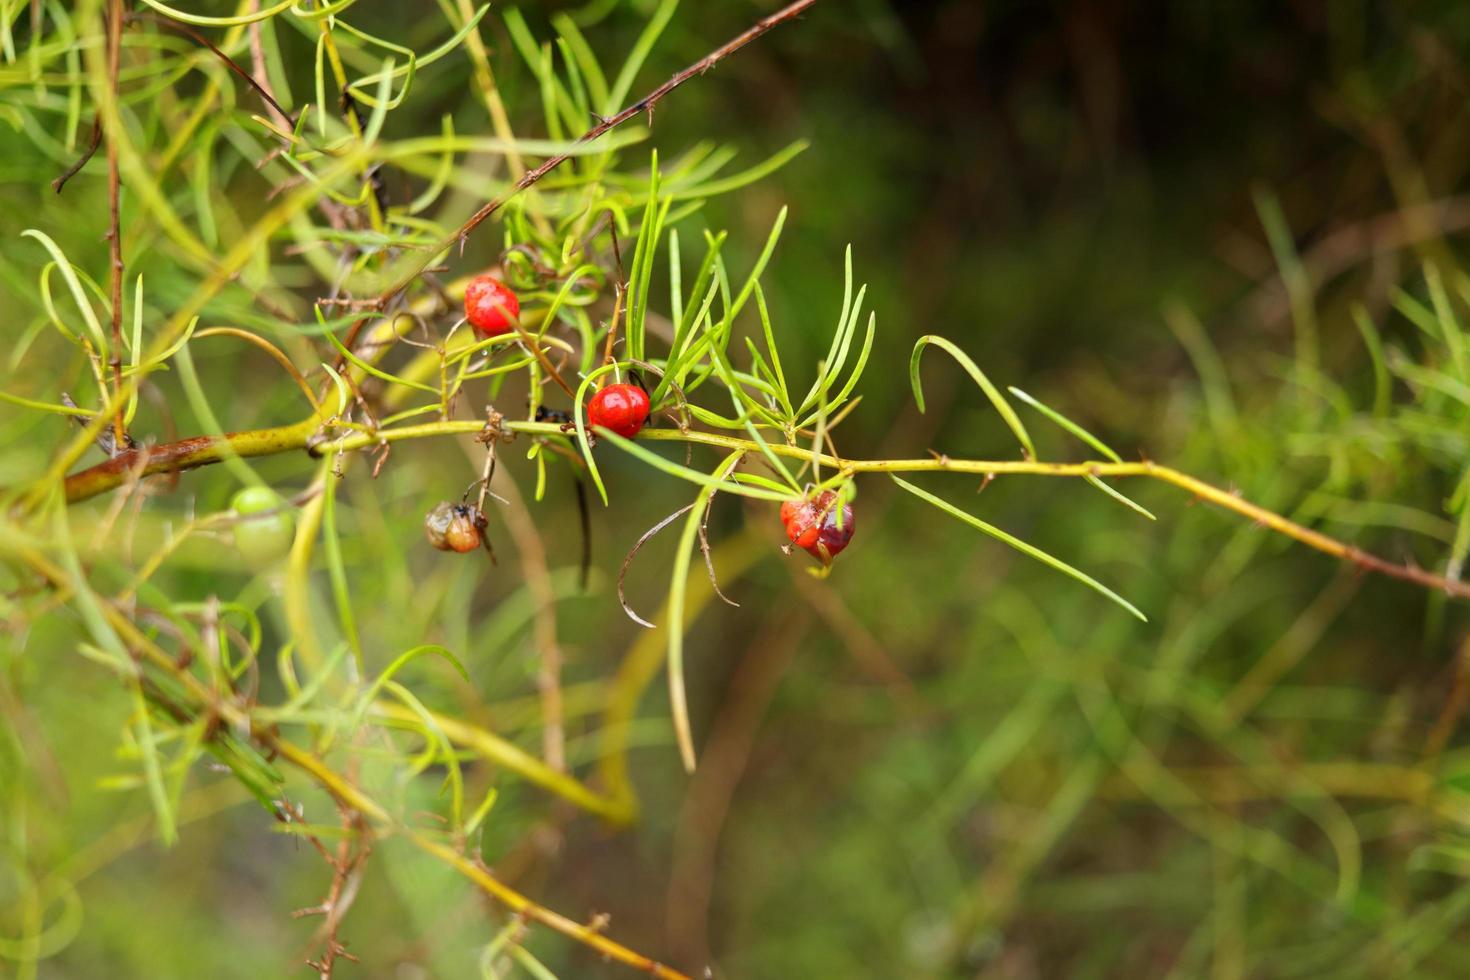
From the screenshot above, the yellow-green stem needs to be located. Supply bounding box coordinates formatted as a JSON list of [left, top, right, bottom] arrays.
[[59, 416, 1470, 601]]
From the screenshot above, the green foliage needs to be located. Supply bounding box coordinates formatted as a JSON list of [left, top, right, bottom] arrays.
[[3, 2, 1470, 979]]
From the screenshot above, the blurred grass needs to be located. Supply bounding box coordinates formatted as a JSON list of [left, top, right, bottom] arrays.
[[4, 1, 1470, 979]]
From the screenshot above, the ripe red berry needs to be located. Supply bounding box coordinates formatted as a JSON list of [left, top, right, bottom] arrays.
[[464, 275, 520, 338], [425, 501, 488, 554], [780, 490, 855, 566], [587, 383, 651, 438]]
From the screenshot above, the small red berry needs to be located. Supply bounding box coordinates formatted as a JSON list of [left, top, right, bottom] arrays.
[[787, 516, 821, 550], [779, 490, 855, 566], [464, 275, 520, 338], [587, 383, 651, 438]]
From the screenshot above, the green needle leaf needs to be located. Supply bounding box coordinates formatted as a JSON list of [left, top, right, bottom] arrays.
[[1007, 386, 1121, 462], [911, 335, 1035, 458], [666, 451, 743, 772], [596, 429, 788, 502], [1006, 387, 1155, 519], [891, 475, 1147, 622]]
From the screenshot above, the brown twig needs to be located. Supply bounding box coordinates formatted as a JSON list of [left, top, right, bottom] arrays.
[[334, 0, 820, 362], [292, 803, 370, 979], [105, 0, 125, 450], [601, 216, 628, 371], [511, 319, 579, 400], [51, 114, 102, 194], [245, 0, 294, 133], [440, 0, 818, 258], [140, 10, 298, 131]]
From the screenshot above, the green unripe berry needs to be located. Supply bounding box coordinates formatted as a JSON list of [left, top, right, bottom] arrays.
[[231, 487, 295, 567]]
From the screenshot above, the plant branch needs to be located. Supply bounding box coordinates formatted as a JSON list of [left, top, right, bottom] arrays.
[[105, 0, 125, 449], [51, 114, 103, 194], [444, 0, 817, 252], [4, 542, 685, 979], [371, 702, 629, 823], [62, 418, 1470, 601], [63, 417, 321, 502], [366, 0, 820, 309], [142, 10, 298, 130], [408, 833, 690, 979]]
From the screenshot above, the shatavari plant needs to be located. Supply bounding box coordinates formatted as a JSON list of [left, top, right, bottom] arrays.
[[3, 1, 1470, 977]]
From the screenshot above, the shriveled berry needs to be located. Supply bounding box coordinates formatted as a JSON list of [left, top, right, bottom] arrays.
[[231, 487, 294, 567], [464, 275, 520, 338], [587, 383, 651, 438], [425, 501, 487, 554], [813, 504, 856, 563], [780, 490, 855, 567]]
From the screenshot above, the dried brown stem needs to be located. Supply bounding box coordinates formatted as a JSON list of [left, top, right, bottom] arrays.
[[574, 476, 592, 591], [512, 320, 578, 399], [297, 805, 369, 979], [619, 504, 698, 628], [246, 0, 293, 134], [142, 10, 298, 131], [105, 0, 125, 449], [698, 499, 739, 609], [438, 0, 819, 259], [51, 114, 102, 194], [334, 0, 820, 364], [602, 217, 629, 370]]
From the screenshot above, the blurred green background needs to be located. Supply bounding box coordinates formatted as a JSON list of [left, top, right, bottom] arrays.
[[5, 1, 1470, 977]]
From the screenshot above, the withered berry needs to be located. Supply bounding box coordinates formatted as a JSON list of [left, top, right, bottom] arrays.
[[425, 501, 489, 554], [780, 490, 855, 567]]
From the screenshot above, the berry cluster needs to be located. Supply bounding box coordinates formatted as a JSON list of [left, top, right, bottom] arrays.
[[434, 274, 659, 558]]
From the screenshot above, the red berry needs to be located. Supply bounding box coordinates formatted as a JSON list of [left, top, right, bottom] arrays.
[[787, 515, 821, 550], [464, 275, 520, 338], [779, 490, 855, 566], [587, 383, 651, 438]]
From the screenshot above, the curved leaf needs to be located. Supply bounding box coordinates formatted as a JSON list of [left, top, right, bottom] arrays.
[[910, 335, 1034, 458]]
